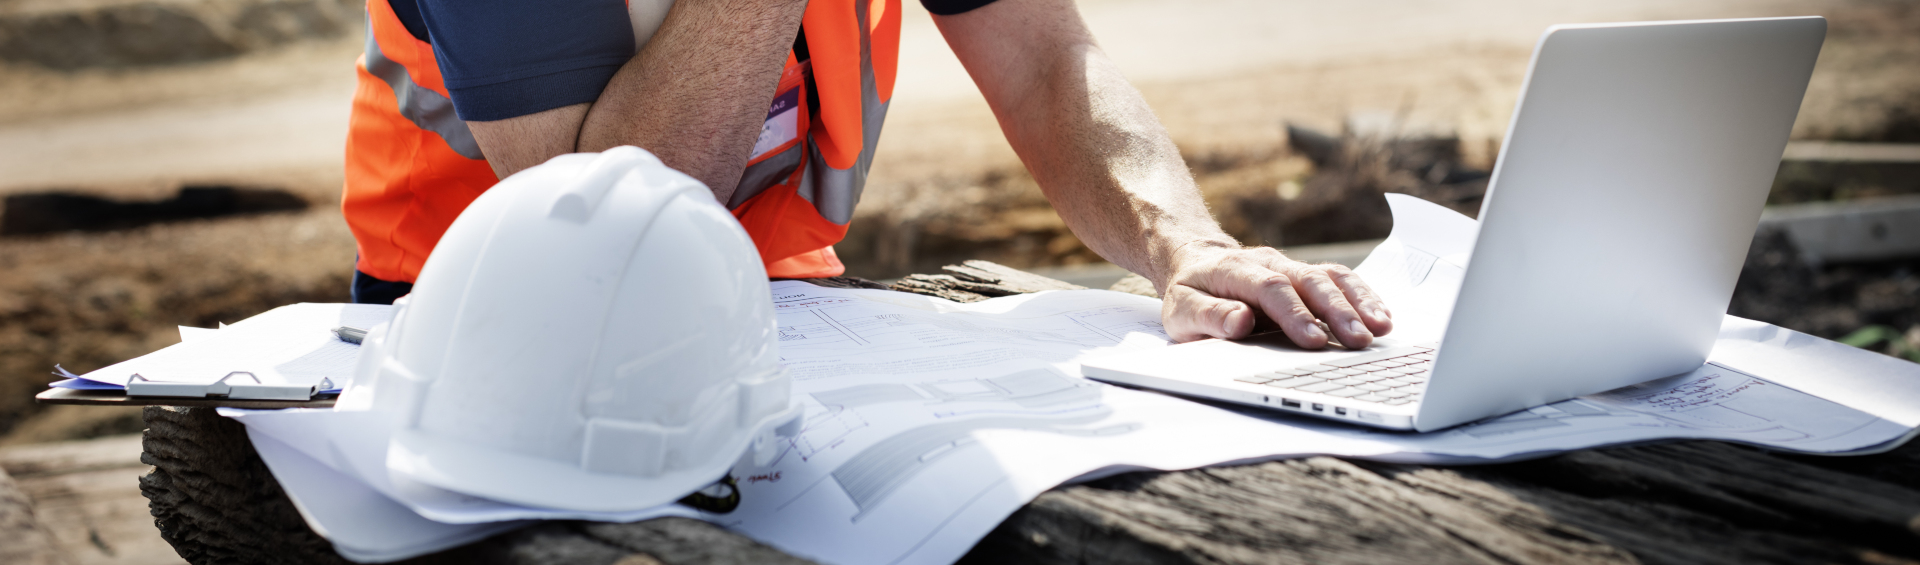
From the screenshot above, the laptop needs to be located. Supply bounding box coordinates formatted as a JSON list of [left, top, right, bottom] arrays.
[[1082, 17, 1827, 432]]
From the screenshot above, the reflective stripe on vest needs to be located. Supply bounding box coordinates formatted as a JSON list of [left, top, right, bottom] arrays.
[[360, 26, 483, 160], [342, 0, 900, 282], [342, 0, 498, 283], [729, 0, 899, 277]]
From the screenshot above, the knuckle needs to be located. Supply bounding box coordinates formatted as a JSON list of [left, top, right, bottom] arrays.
[[1206, 300, 1242, 320], [1288, 303, 1317, 321], [1299, 271, 1340, 293], [1254, 273, 1293, 292]]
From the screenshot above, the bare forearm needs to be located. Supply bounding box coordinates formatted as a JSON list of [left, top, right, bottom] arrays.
[[578, 0, 806, 203], [941, 9, 1233, 291], [1012, 49, 1232, 290]]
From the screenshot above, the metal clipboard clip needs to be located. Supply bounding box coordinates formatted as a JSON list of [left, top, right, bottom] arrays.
[[126, 372, 331, 401]]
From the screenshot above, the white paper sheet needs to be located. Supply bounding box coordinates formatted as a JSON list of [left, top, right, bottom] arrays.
[[698, 286, 1405, 565], [79, 303, 391, 387], [1711, 316, 1920, 428], [1346, 195, 1481, 343], [179, 325, 219, 342], [243, 425, 528, 562], [223, 406, 696, 524], [1289, 361, 1914, 463]]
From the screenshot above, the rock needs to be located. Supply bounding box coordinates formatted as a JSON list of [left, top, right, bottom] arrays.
[[0, 465, 65, 565], [1264, 122, 1490, 247], [0, 433, 175, 563]]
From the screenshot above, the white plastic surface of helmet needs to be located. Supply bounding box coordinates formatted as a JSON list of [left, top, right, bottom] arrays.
[[359, 146, 800, 512]]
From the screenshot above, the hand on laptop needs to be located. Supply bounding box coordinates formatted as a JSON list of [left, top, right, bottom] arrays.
[[1160, 242, 1392, 348]]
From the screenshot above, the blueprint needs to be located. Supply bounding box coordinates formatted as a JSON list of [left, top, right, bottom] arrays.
[[704, 284, 1375, 565], [212, 194, 1920, 565], [1294, 361, 1913, 463]]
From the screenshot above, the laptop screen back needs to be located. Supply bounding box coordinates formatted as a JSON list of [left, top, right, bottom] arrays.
[[1414, 17, 1827, 431]]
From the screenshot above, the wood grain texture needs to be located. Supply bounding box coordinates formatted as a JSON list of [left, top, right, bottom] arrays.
[[139, 406, 345, 565], [959, 441, 1920, 565], [137, 409, 818, 564], [130, 265, 1920, 565], [890, 260, 1087, 303]]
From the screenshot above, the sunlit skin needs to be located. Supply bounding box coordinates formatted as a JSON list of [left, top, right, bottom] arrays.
[[464, 0, 1393, 348]]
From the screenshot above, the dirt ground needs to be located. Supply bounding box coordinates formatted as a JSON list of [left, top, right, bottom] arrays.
[[0, 0, 1916, 444]]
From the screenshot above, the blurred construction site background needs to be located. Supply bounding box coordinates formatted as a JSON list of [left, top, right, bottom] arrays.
[[0, 0, 1916, 448]]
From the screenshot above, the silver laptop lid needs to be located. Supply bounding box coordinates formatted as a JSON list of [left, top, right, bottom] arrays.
[[1415, 17, 1826, 431]]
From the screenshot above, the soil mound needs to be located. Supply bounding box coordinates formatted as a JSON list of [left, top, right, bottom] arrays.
[[0, 0, 362, 70], [2, 186, 307, 236]]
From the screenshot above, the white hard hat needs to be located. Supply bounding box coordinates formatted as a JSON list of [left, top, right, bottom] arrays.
[[358, 146, 801, 512]]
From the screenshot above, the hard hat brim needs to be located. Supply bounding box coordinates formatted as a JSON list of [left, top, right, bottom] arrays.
[[387, 403, 803, 513]]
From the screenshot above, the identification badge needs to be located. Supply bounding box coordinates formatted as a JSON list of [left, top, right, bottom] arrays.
[[749, 61, 809, 162]]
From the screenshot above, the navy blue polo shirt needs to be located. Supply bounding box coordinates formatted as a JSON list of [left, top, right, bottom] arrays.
[[390, 0, 1003, 122]]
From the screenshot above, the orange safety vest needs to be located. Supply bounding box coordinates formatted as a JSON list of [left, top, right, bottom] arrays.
[[342, 0, 901, 282]]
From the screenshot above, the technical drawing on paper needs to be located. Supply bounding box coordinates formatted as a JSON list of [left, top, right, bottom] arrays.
[[1062, 306, 1170, 344], [776, 368, 1142, 521], [1450, 399, 1625, 438], [832, 414, 1138, 521], [835, 369, 1136, 521], [772, 294, 1169, 355], [1446, 366, 1836, 444], [776, 310, 871, 347], [776, 403, 870, 465]]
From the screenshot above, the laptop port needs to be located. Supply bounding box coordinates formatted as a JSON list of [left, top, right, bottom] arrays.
[[1281, 399, 1301, 409], [1311, 403, 1324, 412], [1334, 407, 1348, 416]]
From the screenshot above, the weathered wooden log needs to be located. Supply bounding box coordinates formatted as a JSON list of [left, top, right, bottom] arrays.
[[961, 440, 1920, 565], [141, 405, 347, 565], [139, 404, 821, 565], [135, 263, 1920, 565], [890, 260, 1087, 303]]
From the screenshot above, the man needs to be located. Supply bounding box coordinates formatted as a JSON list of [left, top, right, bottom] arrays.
[[340, 0, 1393, 349]]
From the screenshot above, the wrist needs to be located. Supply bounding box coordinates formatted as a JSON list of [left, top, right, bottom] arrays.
[[1155, 237, 1239, 289]]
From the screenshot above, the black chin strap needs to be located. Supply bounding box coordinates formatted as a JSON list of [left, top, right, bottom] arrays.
[[678, 475, 741, 514]]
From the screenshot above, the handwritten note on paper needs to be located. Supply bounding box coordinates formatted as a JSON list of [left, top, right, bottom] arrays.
[[1597, 370, 1768, 412]]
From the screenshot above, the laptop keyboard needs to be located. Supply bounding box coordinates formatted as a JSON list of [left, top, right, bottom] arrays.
[[1231, 345, 1436, 406]]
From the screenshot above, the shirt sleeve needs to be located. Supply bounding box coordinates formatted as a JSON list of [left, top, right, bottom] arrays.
[[920, 0, 1000, 16], [415, 0, 635, 122]]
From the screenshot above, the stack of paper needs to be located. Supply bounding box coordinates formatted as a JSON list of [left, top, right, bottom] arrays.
[[59, 304, 393, 396], [175, 195, 1918, 565]]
